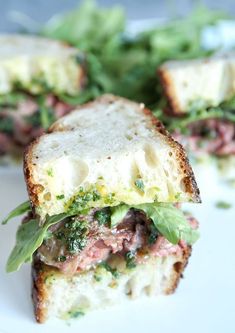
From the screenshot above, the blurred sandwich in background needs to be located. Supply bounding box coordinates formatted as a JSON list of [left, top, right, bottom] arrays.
[[158, 53, 235, 159], [0, 34, 85, 162]]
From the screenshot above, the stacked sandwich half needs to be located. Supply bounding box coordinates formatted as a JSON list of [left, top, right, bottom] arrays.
[[159, 53, 235, 156], [3, 95, 200, 322]]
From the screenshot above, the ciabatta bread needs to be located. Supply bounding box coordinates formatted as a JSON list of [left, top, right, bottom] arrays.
[[0, 34, 84, 95], [24, 94, 200, 218], [158, 53, 235, 114], [32, 245, 191, 323]]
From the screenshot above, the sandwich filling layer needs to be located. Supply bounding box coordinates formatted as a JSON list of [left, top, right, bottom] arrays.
[[4, 201, 199, 274], [37, 206, 198, 275]]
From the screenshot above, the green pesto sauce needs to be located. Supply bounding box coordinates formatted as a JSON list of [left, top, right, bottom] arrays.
[[65, 186, 116, 215], [55, 218, 88, 256]]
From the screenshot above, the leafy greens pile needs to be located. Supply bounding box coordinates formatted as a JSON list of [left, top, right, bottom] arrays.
[[41, 0, 225, 111]]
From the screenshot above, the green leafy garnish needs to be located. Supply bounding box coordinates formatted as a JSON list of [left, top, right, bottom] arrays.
[[110, 204, 129, 227], [0, 117, 14, 134], [0, 92, 27, 106], [1, 201, 31, 225], [41, 1, 225, 107], [6, 213, 68, 272], [56, 194, 65, 200], [111, 203, 199, 245], [37, 96, 55, 129], [215, 201, 232, 209]]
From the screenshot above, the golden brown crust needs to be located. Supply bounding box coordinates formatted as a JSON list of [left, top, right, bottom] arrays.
[[142, 105, 200, 203], [165, 245, 192, 294], [23, 137, 44, 207], [32, 259, 50, 323], [24, 94, 200, 208], [158, 67, 183, 115]]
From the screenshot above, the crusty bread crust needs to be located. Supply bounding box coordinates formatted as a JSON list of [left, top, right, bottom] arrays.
[[158, 67, 183, 115], [32, 245, 192, 323], [24, 94, 200, 208]]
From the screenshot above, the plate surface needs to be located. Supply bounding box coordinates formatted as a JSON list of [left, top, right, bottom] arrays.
[[1, 19, 235, 333]]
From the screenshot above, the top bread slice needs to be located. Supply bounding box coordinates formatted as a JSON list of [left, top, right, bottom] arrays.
[[158, 52, 235, 114], [24, 94, 200, 218], [0, 34, 84, 96]]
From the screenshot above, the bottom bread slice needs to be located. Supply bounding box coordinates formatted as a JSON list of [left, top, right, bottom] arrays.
[[32, 246, 191, 323]]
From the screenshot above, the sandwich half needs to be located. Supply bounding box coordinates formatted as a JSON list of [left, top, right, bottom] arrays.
[[158, 53, 235, 157], [3, 94, 200, 322], [0, 34, 85, 159]]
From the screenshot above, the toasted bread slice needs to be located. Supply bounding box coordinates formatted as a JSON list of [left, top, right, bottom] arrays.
[[32, 245, 191, 323], [0, 34, 84, 95], [158, 53, 235, 114], [24, 94, 200, 218]]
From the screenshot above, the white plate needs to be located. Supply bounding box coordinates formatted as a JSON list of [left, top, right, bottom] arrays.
[[0, 162, 235, 333], [1, 19, 235, 333]]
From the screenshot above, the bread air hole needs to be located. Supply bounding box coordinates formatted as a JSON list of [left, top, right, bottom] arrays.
[[144, 144, 158, 168], [68, 159, 89, 187]]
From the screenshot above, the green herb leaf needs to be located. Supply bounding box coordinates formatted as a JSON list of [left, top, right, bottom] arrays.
[[110, 203, 199, 245], [215, 201, 232, 209], [37, 96, 55, 129], [56, 194, 65, 200], [137, 203, 199, 245], [110, 204, 129, 227], [2, 201, 31, 225], [6, 213, 68, 272]]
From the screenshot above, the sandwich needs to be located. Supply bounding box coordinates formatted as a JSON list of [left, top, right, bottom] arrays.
[[158, 53, 235, 157], [3, 94, 200, 322], [0, 34, 85, 160]]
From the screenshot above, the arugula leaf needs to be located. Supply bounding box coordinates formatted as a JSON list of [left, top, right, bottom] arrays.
[[6, 213, 68, 272], [37, 96, 55, 129], [0, 92, 27, 106], [138, 203, 199, 245], [0, 117, 14, 134], [2, 201, 31, 225], [41, 1, 224, 108], [110, 204, 129, 227], [111, 203, 199, 245]]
